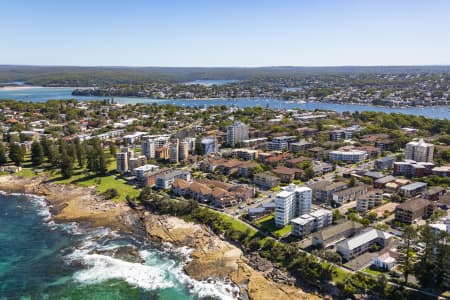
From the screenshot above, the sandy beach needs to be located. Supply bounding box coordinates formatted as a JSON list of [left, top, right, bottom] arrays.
[[0, 85, 41, 91]]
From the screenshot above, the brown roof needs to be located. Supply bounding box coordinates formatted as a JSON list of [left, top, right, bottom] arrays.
[[211, 187, 231, 198], [397, 198, 431, 212], [272, 166, 302, 176], [220, 159, 242, 169], [196, 178, 233, 191], [173, 178, 189, 189], [189, 182, 212, 196], [286, 157, 313, 165]]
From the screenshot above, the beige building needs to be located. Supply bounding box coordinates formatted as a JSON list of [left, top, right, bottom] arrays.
[[405, 139, 434, 162]]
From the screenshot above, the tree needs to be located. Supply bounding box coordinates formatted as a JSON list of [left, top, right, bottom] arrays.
[[109, 143, 116, 157], [0, 143, 7, 165], [9, 143, 25, 166], [60, 153, 73, 179], [74, 137, 85, 168], [397, 226, 417, 285], [31, 141, 44, 166]]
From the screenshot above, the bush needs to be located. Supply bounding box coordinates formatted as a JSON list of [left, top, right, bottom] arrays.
[[103, 188, 119, 199]]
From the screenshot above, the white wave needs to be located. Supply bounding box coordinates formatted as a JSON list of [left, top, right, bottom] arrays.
[[72, 253, 174, 290], [140, 249, 240, 300]]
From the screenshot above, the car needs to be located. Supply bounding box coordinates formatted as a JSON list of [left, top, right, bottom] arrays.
[[239, 204, 245, 209]]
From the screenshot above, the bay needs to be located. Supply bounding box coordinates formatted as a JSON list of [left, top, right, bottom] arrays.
[[0, 87, 449, 119]]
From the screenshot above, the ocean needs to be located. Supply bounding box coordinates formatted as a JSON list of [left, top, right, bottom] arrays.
[[0, 192, 238, 300], [0, 87, 449, 119]]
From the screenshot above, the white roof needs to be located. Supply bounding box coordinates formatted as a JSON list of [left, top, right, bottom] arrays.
[[337, 229, 392, 251], [291, 214, 315, 225]]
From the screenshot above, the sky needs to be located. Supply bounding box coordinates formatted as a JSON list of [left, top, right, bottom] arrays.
[[1, 0, 450, 67]]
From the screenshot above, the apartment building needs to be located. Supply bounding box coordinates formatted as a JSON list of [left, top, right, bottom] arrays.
[[312, 220, 363, 248], [405, 138, 434, 162], [393, 160, 435, 178], [275, 184, 312, 227], [329, 149, 367, 163], [374, 156, 394, 170], [169, 140, 179, 164], [291, 208, 333, 237], [141, 138, 155, 159], [395, 198, 434, 224], [336, 228, 393, 260], [332, 185, 368, 205], [155, 169, 192, 190], [231, 148, 259, 160], [399, 182, 427, 197], [357, 189, 383, 212], [308, 181, 348, 203], [253, 172, 280, 189], [226, 121, 249, 147], [267, 136, 297, 151]]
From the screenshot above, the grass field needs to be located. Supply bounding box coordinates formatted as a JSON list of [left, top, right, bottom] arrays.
[[254, 214, 292, 238]]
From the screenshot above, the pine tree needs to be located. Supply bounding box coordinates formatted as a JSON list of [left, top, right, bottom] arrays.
[[397, 226, 417, 285], [31, 141, 44, 166], [74, 138, 85, 168], [0, 143, 7, 165], [9, 143, 25, 166], [109, 143, 116, 157], [60, 152, 73, 179]]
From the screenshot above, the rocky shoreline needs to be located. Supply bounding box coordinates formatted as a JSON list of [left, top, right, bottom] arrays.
[[0, 175, 321, 300]]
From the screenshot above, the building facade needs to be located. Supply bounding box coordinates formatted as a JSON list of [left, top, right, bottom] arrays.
[[275, 184, 312, 227]]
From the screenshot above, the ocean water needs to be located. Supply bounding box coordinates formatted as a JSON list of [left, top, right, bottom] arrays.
[[0, 87, 448, 119], [0, 192, 239, 300]]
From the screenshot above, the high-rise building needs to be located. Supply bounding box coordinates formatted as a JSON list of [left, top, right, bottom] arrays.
[[116, 152, 128, 173], [201, 138, 217, 155], [405, 139, 434, 162], [183, 137, 196, 153], [142, 138, 155, 159], [275, 184, 312, 227], [169, 140, 179, 164], [226, 121, 249, 147], [179, 141, 189, 161]]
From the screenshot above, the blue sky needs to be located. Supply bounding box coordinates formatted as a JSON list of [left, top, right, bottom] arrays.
[[1, 0, 450, 66]]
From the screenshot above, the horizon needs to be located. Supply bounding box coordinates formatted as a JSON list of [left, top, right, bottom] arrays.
[[2, 0, 450, 66], [2, 64, 450, 68]]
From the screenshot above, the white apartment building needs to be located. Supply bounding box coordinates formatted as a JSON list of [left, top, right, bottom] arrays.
[[226, 121, 249, 147], [133, 164, 159, 181], [275, 184, 312, 227], [267, 136, 297, 151], [405, 139, 434, 162], [329, 149, 367, 163], [142, 138, 155, 159], [291, 208, 333, 237], [356, 190, 383, 212]]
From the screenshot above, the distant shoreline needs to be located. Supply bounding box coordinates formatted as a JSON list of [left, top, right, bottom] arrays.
[[0, 85, 42, 91]]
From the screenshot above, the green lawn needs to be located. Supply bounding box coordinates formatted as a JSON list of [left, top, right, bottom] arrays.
[[16, 168, 37, 178], [254, 214, 291, 238], [324, 262, 351, 284], [363, 266, 387, 276]]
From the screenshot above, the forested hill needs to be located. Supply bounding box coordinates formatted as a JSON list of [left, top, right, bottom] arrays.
[[1, 65, 450, 87]]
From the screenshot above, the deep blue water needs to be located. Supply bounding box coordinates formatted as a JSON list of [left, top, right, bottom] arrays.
[[0, 87, 449, 119], [0, 192, 238, 300]]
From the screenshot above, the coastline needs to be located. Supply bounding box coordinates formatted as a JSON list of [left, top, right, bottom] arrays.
[[0, 86, 42, 91], [0, 175, 321, 300]]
